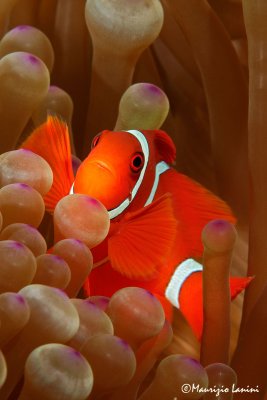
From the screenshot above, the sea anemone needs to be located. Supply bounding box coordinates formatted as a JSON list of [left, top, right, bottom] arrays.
[[0, 1, 265, 399]]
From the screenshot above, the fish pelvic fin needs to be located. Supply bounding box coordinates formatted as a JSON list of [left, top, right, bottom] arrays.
[[108, 193, 177, 280]]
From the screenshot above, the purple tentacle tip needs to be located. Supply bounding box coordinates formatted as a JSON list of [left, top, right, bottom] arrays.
[[54, 288, 68, 298], [213, 220, 228, 228], [69, 348, 83, 359], [145, 83, 162, 95], [118, 338, 130, 349], [85, 299, 97, 308], [49, 85, 58, 92], [16, 25, 31, 31], [86, 197, 100, 207], [52, 254, 64, 262], [12, 241, 24, 249], [188, 357, 200, 366], [26, 54, 40, 65], [74, 239, 83, 245], [99, 297, 109, 305], [18, 183, 30, 189], [16, 294, 26, 304], [146, 289, 155, 299]]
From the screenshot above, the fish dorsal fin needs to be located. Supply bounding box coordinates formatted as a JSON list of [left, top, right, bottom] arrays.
[[21, 116, 74, 213], [108, 193, 177, 280], [153, 129, 176, 165], [170, 172, 236, 259]]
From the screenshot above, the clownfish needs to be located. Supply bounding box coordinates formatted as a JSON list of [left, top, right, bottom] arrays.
[[21, 116, 250, 339]]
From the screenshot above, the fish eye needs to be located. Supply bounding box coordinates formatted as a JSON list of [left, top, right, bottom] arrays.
[[130, 152, 144, 173], [91, 133, 101, 149]]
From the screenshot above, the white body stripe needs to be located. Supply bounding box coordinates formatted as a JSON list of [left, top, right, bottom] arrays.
[[165, 259, 203, 308], [69, 182, 74, 194], [144, 161, 170, 206]]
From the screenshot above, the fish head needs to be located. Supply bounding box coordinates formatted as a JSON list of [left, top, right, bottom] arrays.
[[74, 129, 176, 216], [74, 130, 146, 210]]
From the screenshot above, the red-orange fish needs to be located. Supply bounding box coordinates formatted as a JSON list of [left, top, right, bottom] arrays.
[[22, 116, 250, 339]]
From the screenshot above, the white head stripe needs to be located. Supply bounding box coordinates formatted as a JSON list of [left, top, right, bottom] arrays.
[[108, 130, 149, 219]]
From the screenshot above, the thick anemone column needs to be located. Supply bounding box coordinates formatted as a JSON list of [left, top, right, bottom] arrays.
[[241, 0, 267, 321]]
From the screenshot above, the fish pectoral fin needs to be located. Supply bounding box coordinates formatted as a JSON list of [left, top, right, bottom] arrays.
[[108, 193, 177, 280], [21, 115, 74, 213]]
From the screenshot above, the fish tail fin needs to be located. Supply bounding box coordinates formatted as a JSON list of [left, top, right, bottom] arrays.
[[83, 278, 90, 297], [165, 260, 252, 340], [21, 116, 74, 213], [229, 276, 254, 299]]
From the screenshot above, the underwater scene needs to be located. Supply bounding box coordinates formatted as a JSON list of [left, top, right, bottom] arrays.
[[0, 0, 265, 399]]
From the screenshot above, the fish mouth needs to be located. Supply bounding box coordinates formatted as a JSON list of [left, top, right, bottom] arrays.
[[95, 161, 109, 171], [93, 161, 115, 177]]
